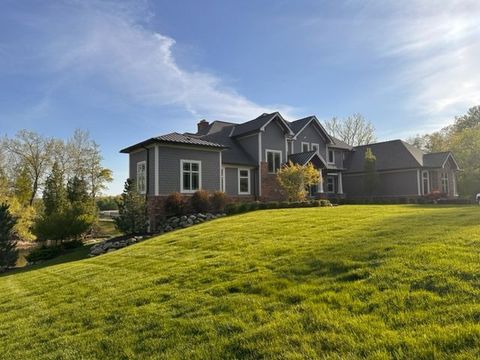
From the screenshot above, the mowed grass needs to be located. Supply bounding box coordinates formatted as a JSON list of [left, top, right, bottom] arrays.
[[1, 205, 480, 359]]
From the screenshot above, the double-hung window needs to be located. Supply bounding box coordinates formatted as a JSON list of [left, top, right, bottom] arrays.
[[181, 160, 201, 193], [328, 149, 335, 164], [238, 169, 250, 195], [422, 170, 430, 195], [137, 161, 147, 194], [302, 142, 310, 152], [441, 172, 449, 194], [326, 176, 335, 193], [311, 143, 319, 154], [266, 150, 282, 174]]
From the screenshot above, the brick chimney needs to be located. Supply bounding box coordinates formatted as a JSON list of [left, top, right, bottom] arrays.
[[197, 119, 210, 134]]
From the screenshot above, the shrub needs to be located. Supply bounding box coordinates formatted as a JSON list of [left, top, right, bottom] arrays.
[[237, 203, 249, 213], [267, 201, 279, 209], [25, 246, 62, 263], [225, 203, 238, 215], [279, 201, 290, 208], [311, 200, 321, 207], [210, 191, 227, 213], [248, 202, 259, 211], [191, 190, 210, 213], [257, 202, 268, 210], [62, 240, 83, 250], [164, 192, 187, 217], [320, 200, 331, 207]]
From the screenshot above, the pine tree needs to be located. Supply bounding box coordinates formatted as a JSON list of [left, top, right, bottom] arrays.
[[0, 203, 18, 271], [43, 162, 67, 216], [115, 179, 148, 235], [14, 165, 33, 206], [364, 148, 379, 196]]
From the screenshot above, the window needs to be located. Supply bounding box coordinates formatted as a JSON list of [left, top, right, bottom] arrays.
[[328, 149, 335, 164], [326, 176, 335, 193], [266, 150, 282, 174], [136, 161, 147, 194], [311, 143, 319, 154], [238, 169, 250, 195], [181, 160, 201, 193], [302, 142, 310, 152], [422, 170, 430, 195], [220, 167, 225, 192], [441, 172, 449, 194]]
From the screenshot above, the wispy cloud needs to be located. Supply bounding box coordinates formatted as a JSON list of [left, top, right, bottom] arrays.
[[30, 1, 295, 122], [372, 1, 480, 126]]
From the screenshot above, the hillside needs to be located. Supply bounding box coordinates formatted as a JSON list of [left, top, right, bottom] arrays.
[[1, 205, 480, 359]]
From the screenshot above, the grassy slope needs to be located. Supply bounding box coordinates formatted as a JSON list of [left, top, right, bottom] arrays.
[[1, 205, 480, 359]]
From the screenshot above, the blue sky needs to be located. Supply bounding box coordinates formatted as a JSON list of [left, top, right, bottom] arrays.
[[1, 0, 479, 194]]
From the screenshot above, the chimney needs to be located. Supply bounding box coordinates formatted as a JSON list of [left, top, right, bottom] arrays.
[[197, 119, 210, 134]]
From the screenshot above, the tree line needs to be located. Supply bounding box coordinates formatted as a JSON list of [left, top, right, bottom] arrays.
[[408, 105, 480, 198], [0, 129, 112, 269]]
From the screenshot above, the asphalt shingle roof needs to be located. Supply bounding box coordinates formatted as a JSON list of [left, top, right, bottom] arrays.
[[195, 122, 257, 166], [345, 140, 458, 172], [288, 150, 327, 167], [330, 136, 353, 150]]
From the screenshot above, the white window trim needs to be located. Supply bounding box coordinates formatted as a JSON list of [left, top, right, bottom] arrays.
[[238, 168, 251, 195], [422, 170, 430, 195], [137, 161, 147, 194], [441, 172, 449, 194], [326, 176, 335, 193], [301, 142, 310, 152], [180, 159, 202, 194], [311, 143, 320, 154], [265, 149, 282, 174], [327, 149, 335, 164]]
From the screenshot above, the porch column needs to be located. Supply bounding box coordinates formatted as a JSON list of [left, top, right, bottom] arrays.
[[453, 171, 458, 197], [338, 172, 343, 194], [319, 169, 324, 193]]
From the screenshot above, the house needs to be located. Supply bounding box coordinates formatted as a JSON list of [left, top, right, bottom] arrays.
[[343, 140, 460, 198], [120, 112, 459, 222]]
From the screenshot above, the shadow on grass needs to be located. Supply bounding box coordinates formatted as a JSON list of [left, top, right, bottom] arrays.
[[0, 244, 94, 278]]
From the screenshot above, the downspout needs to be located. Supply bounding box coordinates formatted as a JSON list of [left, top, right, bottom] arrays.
[[142, 146, 150, 232]]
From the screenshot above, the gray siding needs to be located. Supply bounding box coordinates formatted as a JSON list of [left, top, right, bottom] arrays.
[[236, 134, 259, 163], [292, 122, 328, 155], [224, 166, 257, 196], [333, 149, 346, 169], [158, 146, 221, 195], [261, 120, 287, 163], [343, 169, 419, 197]]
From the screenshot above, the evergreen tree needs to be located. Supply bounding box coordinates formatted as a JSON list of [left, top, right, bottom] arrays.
[[14, 165, 33, 206], [115, 179, 148, 235], [42, 162, 67, 216], [364, 148, 379, 196], [0, 203, 18, 271]]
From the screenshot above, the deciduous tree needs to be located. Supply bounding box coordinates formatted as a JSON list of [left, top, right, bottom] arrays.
[[325, 113, 376, 146], [276, 162, 320, 201]]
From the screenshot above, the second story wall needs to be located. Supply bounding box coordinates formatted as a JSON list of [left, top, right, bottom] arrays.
[[261, 119, 287, 163], [292, 122, 328, 155], [236, 133, 259, 163]]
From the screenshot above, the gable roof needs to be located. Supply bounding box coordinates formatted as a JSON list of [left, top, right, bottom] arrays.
[[289, 116, 333, 143], [345, 140, 459, 172], [330, 136, 353, 150], [230, 112, 293, 138], [194, 122, 257, 166], [423, 152, 459, 169], [120, 132, 226, 153], [288, 150, 328, 169]]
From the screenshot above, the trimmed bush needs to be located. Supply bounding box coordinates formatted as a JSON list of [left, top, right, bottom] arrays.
[[248, 202, 260, 211], [257, 202, 268, 210], [225, 203, 238, 215], [210, 191, 227, 213], [279, 201, 290, 208], [25, 246, 62, 263], [237, 203, 249, 213], [164, 192, 187, 216], [191, 190, 210, 213], [267, 202, 279, 209]]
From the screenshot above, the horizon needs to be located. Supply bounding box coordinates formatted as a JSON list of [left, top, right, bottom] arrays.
[[1, 0, 479, 195]]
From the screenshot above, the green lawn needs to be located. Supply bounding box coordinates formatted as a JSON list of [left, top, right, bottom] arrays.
[[1, 205, 480, 359]]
